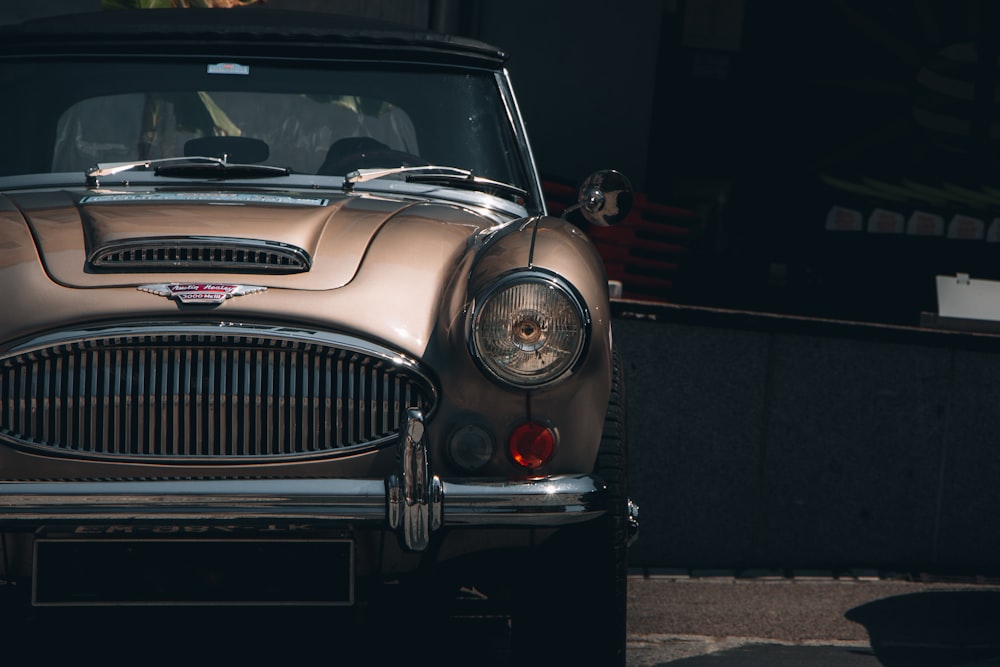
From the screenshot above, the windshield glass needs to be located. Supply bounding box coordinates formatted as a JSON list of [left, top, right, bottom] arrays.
[[0, 58, 531, 192]]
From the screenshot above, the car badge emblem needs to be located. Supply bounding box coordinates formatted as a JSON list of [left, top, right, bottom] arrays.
[[138, 283, 267, 304]]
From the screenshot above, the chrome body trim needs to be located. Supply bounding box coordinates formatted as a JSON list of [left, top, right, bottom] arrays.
[[627, 497, 640, 547], [89, 236, 312, 273], [497, 68, 547, 216], [0, 475, 607, 528], [386, 408, 443, 550], [1, 322, 429, 367], [468, 269, 592, 388]]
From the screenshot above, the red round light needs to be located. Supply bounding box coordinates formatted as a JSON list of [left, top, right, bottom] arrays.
[[508, 421, 556, 469]]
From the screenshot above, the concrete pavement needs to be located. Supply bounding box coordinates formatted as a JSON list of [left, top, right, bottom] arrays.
[[626, 570, 1000, 666]]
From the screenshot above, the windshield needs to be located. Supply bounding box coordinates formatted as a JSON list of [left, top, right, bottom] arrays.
[[0, 58, 532, 195]]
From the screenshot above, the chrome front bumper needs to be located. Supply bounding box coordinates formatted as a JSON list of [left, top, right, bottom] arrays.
[[0, 476, 605, 533], [0, 410, 616, 552]]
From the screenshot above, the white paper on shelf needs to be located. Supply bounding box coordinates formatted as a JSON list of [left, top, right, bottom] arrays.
[[936, 273, 1000, 322]]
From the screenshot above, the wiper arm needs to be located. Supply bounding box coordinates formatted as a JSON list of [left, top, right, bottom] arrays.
[[86, 156, 289, 186], [343, 165, 471, 187], [87, 156, 225, 183], [342, 164, 527, 200]]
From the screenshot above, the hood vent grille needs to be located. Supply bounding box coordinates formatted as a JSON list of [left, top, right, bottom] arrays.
[[89, 237, 311, 273]]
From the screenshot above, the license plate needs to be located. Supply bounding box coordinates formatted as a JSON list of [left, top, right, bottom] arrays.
[[33, 538, 353, 606]]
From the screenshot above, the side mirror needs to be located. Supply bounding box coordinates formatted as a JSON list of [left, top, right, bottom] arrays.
[[564, 169, 633, 226]]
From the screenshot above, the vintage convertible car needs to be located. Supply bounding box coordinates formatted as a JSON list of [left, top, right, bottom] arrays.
[[0, 8, 637, 664]]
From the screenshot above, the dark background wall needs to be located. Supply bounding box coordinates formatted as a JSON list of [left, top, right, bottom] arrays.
[[616, 305, 1000, 574]]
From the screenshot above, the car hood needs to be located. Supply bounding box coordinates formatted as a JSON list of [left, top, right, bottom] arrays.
[[0, 188, 512, 357], [6, 189, 496, 290]]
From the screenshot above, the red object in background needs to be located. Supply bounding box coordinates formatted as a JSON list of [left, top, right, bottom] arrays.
[[542, 180, 700, 301]]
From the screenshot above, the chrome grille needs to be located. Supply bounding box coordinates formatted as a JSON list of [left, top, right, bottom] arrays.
[[89, 237, 311, 273], [0, 325, 433, 462]]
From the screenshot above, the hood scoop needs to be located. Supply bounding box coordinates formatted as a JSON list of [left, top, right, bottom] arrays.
[[89, 236, 311, 274], [14, 190, 454, 290]]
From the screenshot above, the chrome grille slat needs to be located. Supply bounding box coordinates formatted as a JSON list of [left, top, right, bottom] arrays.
[[0, 329, 433, 462]]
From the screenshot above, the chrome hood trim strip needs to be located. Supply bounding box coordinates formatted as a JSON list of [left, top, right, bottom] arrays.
[[2, 322, 428, 366]]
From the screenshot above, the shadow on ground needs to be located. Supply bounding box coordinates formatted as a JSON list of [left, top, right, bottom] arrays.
[[0, 596, 513, 667], [846, 589, 1000, 667]]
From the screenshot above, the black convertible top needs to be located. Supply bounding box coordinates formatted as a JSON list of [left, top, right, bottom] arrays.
[[0, 9, 508, 67]]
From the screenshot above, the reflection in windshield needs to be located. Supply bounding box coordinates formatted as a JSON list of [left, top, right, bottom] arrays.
[[55, 91, 420, 176], [0, 61, 529, 194]]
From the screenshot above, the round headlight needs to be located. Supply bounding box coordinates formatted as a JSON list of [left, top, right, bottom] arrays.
[[470, 274, 588, 386]]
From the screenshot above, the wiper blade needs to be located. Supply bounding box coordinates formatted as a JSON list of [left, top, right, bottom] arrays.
[[87, 156, 207, 179], [342, 165, 527, 200], [86, 156, 289, 186], [156, 162, 290, 179]]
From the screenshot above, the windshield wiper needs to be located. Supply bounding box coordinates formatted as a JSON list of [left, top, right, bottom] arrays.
[[342, 165, 527, 200], [85, 156, 290, 186]]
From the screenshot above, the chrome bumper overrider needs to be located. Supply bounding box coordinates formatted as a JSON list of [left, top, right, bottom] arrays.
[[0, 410, 618, 552]]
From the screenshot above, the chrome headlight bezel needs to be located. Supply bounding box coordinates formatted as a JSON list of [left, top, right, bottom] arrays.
[[468, 271, 590, 388]]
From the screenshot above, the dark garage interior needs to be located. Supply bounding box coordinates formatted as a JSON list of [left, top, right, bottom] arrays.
[[499, 0, 1000, 330], [464, 1, 1000, 330]]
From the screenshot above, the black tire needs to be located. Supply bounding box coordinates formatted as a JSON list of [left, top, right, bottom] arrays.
[[510, 348, 629, 666]]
